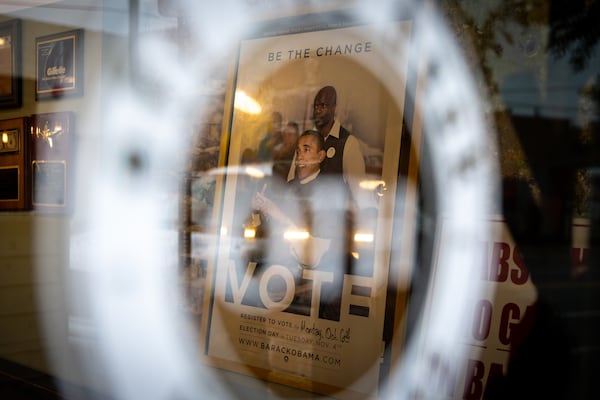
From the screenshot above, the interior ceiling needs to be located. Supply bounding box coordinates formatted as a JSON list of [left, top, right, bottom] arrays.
[[0, 1, 63, 14], [0, 1, 174, 35]]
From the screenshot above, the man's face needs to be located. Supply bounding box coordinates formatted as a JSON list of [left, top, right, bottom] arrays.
[[282, 126, 298, 146], [270, 114, 282, 133], [312, 91, 335, 132], [295, 135, 325, 180]]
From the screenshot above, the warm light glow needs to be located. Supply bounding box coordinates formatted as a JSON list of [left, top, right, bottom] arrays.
[[0, 37, 5, 47], [351, 251, 360, 260], [244, 228, 256, 239], [359, 180, 386, 190], [1, 132, 7, 144], [245, 166, 265, 178], [354, 232, 374, 243], [220, 226, 228, 236], [234, 90, 262, 114], [284, 230, 309, 240]]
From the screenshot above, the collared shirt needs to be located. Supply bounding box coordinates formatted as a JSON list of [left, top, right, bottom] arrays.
[[286, 120, 375, 210], [321, 120, 370, 209], [299, 169, 320, 185]]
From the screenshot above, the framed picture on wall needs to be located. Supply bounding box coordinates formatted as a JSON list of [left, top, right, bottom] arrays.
[[0, 117, 29, 211], [199, 10, 424, 399], [0, 19, 22, 109], [35, 29, 83, 100], [29, 111, 74, 213]]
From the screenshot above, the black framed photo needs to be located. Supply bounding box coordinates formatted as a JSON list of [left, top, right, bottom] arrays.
[[0, 19, 22, 109], [35, 29, 83, 100]]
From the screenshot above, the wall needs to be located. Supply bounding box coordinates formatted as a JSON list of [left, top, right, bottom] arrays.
[[0, 5, 113, 392]]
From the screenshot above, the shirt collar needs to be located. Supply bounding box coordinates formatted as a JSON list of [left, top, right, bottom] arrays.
[[299, 169, 320, 184]]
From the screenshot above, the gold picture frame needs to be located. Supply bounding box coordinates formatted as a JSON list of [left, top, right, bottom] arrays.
[[198, 11, 423, 399], [0, 117, 29, 210]]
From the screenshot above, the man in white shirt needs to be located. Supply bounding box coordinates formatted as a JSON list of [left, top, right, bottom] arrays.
[[253, 130, 354, 320]]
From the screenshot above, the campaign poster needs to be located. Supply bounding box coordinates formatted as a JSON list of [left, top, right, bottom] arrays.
[[422, 217, 590, 400], [200, 18, 417, 398]]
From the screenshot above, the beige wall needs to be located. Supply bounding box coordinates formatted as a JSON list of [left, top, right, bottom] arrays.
[[0, 214, 69, 369], [0, 9, 108, 391], [0, 214, 47, 371]]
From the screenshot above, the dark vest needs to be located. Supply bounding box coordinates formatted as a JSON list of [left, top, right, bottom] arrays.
[[321, 126, 351, 176]]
